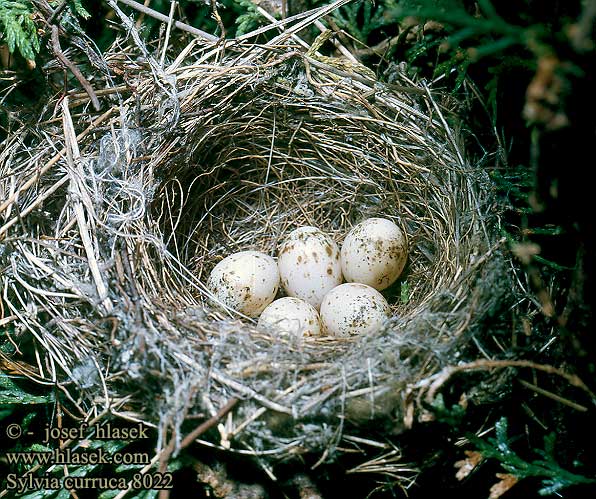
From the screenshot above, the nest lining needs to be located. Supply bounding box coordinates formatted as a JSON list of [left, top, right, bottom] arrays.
[[0, 15, 511, 476]]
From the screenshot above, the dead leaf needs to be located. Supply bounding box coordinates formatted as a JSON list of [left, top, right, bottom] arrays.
[[454, 450, 483, 480], [523, 55, 570, 130], [511, 242, 541, 265], [0, 44, 11, 68], [489, 473, 519, 499]]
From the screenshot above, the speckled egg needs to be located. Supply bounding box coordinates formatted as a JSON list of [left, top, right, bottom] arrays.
[[341, 217, 407, 291], [320, 283, 391, 337], [277, 226, 343, 309], [207, 251, 279, 317], [257, 297, 321, 337]]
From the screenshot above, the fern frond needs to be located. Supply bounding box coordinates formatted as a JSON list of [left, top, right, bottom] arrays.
[[0, 1, 40, 60], [471, 417, 596, 496]]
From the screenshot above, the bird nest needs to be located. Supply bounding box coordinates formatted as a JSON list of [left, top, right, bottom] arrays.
[[0, 3, 512, 485]]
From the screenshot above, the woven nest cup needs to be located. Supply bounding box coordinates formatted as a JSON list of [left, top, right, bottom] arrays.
[[0, 31, 510, 477]]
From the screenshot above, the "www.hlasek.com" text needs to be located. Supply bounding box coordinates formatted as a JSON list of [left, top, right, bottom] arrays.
[[6, 447, 150, 466]]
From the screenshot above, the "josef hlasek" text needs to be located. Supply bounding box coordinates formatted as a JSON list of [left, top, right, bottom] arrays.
[[43, 422, 149, 443]]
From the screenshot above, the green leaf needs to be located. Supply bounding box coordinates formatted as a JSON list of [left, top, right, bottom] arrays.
[[0, 372, 54, 405], [19, 488, 61, 499], [28, 443, 52, 452], [470, 418, 596, 495], [400, 281, 410, 303], [98, 488, 159, 499], [134, 490, 159, 499], [0, 0, 90, 60], [0, 408, 14, 421], [69, 0, 90, 20], [98, 491, 119, 499], [233, 0, 265, 37], [428, 393, 466, 425], [332, 0, 400, 43], [0, 0, 40, 60], [533, 255, 575, 271], [55, 490, 72, 499]]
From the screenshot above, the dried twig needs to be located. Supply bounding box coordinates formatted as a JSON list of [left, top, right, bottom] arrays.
[[518, 379, 589, 412], [116, 0, 217, 41], [180, 398, 239, 449], [159, 0, 178, 68], [61, 98, 113, 313], [51, 25, 101, 111], [156, 398, 239, 499], [422, 359, 595, 404], [46, 0, 69, 24]]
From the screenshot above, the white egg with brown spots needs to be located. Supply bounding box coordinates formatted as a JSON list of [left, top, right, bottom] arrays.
[[207, 251, 279, 317], [277, 226, 342, 309], [258, 297, 321, 337], [320, 283, 390, 337], [341, 217, 407, 291]]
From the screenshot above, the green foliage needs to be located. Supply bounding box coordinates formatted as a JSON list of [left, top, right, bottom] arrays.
[[390, 0, 542, 92], [19, 488, 72, 499], [0, 371, 54, 406], [399, 280, 409, 304], [184, 0, 268, 38], [233, 0, 265, 37], [472, 417, 596, 496], [0, 0, 91, 61], [428, 393, 466, 426], [312, 0, 544, 107], [0, 374, 55, 488], [489, 167, 534, 209], [100, 491, 158, 499], [67, 0, 90, 20], [0, 0, 40, 60], [393, 0, 531, 45], [332, 0, 399, 42]]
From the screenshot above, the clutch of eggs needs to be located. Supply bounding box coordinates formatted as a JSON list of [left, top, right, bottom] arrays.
[[206, 218, 405, 338], [206, 250, 279, 317]]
